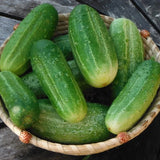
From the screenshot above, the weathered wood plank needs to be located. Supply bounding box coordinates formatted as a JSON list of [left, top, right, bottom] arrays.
[[0, 127, 83, 160], [132, 0, 160, 33], [77, 0, 160, 46], [0, 0, 79, 18]]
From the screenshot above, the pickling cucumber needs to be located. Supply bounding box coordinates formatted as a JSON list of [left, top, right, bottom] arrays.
[[0, 3, 58, 75], [105, 59, 160, 134], [0, 71, 39, 129], [69, 4, 118, 88], [30, 99, 111, 144], [22, 60, 89, 98], [30, 39, 87, 123], [110, 18, 144, 98], [54, 34, 73, 60]]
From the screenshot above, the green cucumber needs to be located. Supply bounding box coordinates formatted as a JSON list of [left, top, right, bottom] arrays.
[[0, 3, 58, 75], [30, 99, 111, 144], [109, 18, 144, 98], [21, 72, 46, 98], [67, 60, 90, 91], [105, 59, 160, 134], [30, 39, 87, 123], [54, 34, 73, 60], [0, 71, 39, 129], [69, 4, 118, 88], [22, 60, 89, 98]]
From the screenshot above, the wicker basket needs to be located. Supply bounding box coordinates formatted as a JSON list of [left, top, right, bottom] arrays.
[[0, 13, 160, 156]]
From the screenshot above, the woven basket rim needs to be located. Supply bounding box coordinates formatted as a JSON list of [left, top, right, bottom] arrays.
[[0, 13, 160, 156]]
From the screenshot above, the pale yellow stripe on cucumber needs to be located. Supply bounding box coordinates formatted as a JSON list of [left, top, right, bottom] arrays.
[[93, 12, 118, 86], [86, 7, 102, 72], [40, 57, 84, 122], [123, 19, 129, 65], [0, 74, 16, 97], [69, 20, 91, 79], [35, 58, 68, 114], [67, 67, 87, 117], [11, 73, 32, 99], [128, 20, 134, 71], [4, 14, 47, 71], [2, 12, 43, 68]]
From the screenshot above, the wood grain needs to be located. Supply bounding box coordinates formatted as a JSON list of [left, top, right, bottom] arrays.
[[132, 0, 160, 33], [0, 0, 79, 18], [0, 128, 83, 160]]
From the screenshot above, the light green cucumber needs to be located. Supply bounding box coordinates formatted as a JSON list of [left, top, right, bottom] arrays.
[[0, 71, 39, 129], [22, 60, 90, 98], [105, 59, 160, 134], [30, 39, 87, 123], [54, 34, 73, 60], [69, 4, 118, 88], [109, 18, 144, 98], [0, 3, 58, 75], [30, 99, 111, 144]]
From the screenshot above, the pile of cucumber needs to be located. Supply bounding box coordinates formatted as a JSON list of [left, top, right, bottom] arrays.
[[0, 3, 160, 144]]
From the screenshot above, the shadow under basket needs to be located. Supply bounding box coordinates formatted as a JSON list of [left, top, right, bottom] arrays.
[[0, 13, 160, 156]]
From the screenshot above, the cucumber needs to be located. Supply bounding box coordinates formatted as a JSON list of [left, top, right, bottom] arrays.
[[67, 60, 90, 91], [105, 59, 160, 134], [0, 3, 58, 75], [0, 71, 39, 129], [30, 39, 87, 123], [21, 72, 46, 98], [22, 60, 89, 98], [54, 34, 73, 60], [30, 99, 111, 144], [109, 18, 144, 98], [69, 4, 118, 88]]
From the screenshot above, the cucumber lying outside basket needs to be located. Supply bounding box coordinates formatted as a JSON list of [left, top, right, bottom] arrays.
[[0, 12, 160, 156]]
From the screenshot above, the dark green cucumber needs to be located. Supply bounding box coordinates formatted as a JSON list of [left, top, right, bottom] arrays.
[[0, 3, 58, 75], [22, 72, 46, 98], [67, 60, 90, 91], [22, 60, 89, 98], [105, 59, 160, 134], [30, 99, 111, 144], [109, 18, 144, 98], [0, 71, 39, 129], [69, 4, 118, 88], [30, 39, 87, 123], [54, 34, 73, 60]]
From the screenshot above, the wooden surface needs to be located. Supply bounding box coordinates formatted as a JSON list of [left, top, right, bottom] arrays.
[[0, 0, 160, 160]]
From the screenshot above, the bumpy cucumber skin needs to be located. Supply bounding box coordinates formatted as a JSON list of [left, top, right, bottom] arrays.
[[110, 18, 144, 98], [0, 71, 39, 129], [0, 3, 58, 75], [69, 5, 118, 88], [30, 39, 87, 123], [30, 99, 111, 144], [105, 59, 160, 134], [54, 34, 73, 60], [22, 60, 89, 98], [21, 72, 46, 98]]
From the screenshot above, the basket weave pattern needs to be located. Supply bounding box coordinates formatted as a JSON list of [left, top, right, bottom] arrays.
[[0, 14, 160, 156]]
